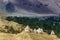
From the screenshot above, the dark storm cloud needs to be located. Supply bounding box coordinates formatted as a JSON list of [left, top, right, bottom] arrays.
[[0, 0, 59, 16], [14, 0, 54, 14]]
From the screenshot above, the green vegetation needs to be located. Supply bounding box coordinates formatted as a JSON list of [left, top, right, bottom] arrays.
[[5, 16, 60, 38]]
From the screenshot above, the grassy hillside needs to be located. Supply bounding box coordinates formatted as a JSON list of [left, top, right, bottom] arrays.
[[15, 31, 60, 40], [5, 16, 60, 38], [0, 16, 60, 40], [0, 33, 16, 40], [0, 31, 59, 40], [0, 17, 24, 34]]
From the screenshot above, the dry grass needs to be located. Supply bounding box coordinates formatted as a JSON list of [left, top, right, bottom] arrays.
[[16, 31, 60, 40], [0, 17, 60, 40], [0, 30, 60, 40], [0, 33, 16, 40]]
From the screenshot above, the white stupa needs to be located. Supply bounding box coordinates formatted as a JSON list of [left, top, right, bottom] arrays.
[[37, 28, 43, 34], [51, 30, 55, 35], [30, 29, 33, 32], [24, 25, 30, 32], [34, 29, 37, 33], [40, 28, 43, 33], [50, 30, 57, 38], [37, 28, 41, 33]]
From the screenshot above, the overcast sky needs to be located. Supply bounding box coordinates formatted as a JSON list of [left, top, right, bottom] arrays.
[[0, 0, 60, 17]]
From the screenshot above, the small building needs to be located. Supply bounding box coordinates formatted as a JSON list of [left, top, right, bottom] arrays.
[[37, 28, 43, 34], [30, 29, 33, 32], [51, 30, 55, 35], [24, 25, 30, 32], [34, 29, 37, 33], [40, 28, 43, 33]]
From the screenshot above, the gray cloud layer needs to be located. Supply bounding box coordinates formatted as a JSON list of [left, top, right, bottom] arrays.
[[0, 0, 60, 17]]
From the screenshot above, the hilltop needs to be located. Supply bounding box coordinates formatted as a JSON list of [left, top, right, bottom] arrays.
[[0, 17, 60, 40]]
